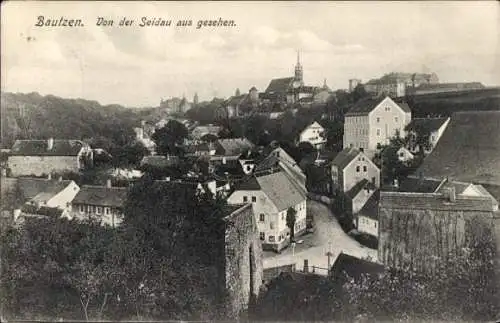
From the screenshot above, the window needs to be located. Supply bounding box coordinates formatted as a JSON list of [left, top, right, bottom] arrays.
[[356, 166, 360, 172], [79, 205, 84, 213], [269, 236, 275, 242], [372, 177, 376, 185], [260, 232, 265, 241], [399, 152, 404, 157], [376, 129, 381, 136], [87, 205, 92, 213], [278, 235, 282, 242], [374, 222, 377, 228], [105, 207, 110, 215], [243, 196, 248, 202], [363, 166, 367, 172], [251, 196, 256, 203], [270, 222, 275, 230], [259, 213, 265, 222], [376, 117, 380, 123], [96, 206, 103, 215], [395, 117, 399, 122]]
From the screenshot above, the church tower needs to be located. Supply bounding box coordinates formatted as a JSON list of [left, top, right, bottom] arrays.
[[294, 50, 304, 85]]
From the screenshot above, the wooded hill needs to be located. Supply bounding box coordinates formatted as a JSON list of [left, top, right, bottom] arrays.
[[0, 92, 142, 149]]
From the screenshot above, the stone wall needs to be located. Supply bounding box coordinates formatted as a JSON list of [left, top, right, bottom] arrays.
[[8, 156, 80, 177], [223, 204, 263, 319], [378, 205, 493, 273]]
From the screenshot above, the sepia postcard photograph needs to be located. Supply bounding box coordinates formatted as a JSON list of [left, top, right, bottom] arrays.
[[1, 1, 499, 322]]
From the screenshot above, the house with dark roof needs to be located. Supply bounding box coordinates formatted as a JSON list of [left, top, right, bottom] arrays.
[[190, 124, 222, 140], [330, 252, 384, 283], [343, 96, 412, 157], [353, 189, 380, 237], [331, 147, 380, 193], [215, 138, 254, 157], [8, 138, 93, 177], [227, 170, 307, 252], [378, 187, 498, 273], [405, 117, 450, 155], [413, 111, 500, 202], [71, 180, 127, 227]]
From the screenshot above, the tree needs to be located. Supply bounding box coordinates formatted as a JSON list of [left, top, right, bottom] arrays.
[[286, 207, 297, 242], [151, 120, 188, 157], [404, 122, 432, 158]]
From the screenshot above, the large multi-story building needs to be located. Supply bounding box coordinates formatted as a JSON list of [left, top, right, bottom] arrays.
[[364, 72, 439, 98], [343, 96, 412, 157]]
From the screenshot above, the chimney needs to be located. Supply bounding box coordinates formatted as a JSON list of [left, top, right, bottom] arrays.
[[448, 186, 456, 202], [303, 259, 309, 273], [106, 179, 112, 188], [47, 138, 54, 150]]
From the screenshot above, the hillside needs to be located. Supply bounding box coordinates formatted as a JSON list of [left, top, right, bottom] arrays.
[[0, 92, 142, 149], [402, 87, 500, 118]]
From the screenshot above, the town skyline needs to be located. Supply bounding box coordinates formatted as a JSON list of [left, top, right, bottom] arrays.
[[2, 1, 499, 107]]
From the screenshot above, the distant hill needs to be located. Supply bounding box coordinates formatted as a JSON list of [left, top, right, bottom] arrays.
[[400, 87, 500, 118], [1, 92, 142, 148]]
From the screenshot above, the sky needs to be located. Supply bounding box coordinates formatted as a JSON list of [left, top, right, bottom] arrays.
[[1, 1, 499, 107]]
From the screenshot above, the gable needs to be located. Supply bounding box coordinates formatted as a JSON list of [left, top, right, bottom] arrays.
[[370, 97, 407, 117]]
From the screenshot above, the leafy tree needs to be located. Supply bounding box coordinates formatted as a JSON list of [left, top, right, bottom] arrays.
[[151, 120, 188, 157], [286, 207, 297, 242], [373, 133, 409, 185], [351, 84, 369, 103], [404, 122, 432, 158]]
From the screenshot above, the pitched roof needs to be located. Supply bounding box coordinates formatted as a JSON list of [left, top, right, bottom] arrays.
[[256, 171, 307, 211], [406, 117, 449, 133], [379, 191, 495, 212], [399, 177, 443, 193], [345, 179, 374, 199], [331, 147, 361, 170], [415, 82, 484, 90], [73, 185, 128, 207], [358, 190, 380, 220], [415, 111, 500, 187], [265, 77, 295, 94], [217, 138, 254, 156], [331, 252, 384, 282], [17, 178, 73, 201], [345, 96, 411, 116], [255, 147, 306, 190], [10, 139, 87, 156]]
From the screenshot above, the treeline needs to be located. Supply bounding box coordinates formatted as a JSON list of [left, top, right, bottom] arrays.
[[0, 92, 147, 167], [0, 178, 228, 321]]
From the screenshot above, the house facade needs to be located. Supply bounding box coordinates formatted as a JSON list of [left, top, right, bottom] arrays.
[[227, 170, 307, 252], [331, 148, 380, 193], [298, 121, 326, 149], [343, 96, 412, 157], [363, 72, 439, 98], [71, 180, 127, 227], [8, 139, 93, 177]]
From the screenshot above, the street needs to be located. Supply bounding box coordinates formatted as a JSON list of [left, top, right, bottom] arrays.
[[263, 200, 378, 274]]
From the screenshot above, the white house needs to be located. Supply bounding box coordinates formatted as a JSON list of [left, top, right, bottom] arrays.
[[227, 170, 307, 252], [331, 147, 380, 193], [343, 96, 412, 157], [14, 176, 80, 222], [353, 190, 379, 237], [299, 121, 326, 149]]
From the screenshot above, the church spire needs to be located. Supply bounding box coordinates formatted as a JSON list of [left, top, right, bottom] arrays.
[[294, 50, 303, 84]]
